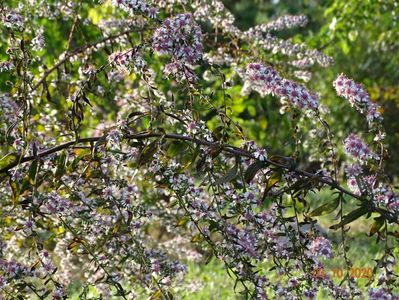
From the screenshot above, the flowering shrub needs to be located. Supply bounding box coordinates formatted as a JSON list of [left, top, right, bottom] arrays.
[[0, 0, 398, 299]]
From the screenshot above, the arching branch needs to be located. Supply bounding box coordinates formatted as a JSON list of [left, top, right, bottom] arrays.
[[1, 131, 397, 224]]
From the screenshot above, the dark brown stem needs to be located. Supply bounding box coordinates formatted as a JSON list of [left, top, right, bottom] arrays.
[[1, 131, 398, 224]]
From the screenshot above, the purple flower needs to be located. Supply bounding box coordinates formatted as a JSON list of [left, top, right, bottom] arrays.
[[245, 63, 319, 110], [254, 148, 268, 161], [152, 14, 203, 64], [112, 0, 158, 18], [344, 133, 378, 162], [310, 237, 333, 258], [368, 288, 395, 300], [333, 74, 382, 123]]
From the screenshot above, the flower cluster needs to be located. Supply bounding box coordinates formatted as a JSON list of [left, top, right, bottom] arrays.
[[2, 10, 24, 28], [248, 15, 308, 33], [192, 0, 240, 37], [245, 63, 281, 96], [112, 0, 158, 19], [344, 133, 378, 162], [0, 259, 37, 280], [31, 27, 45, 51], [39, 250, 56, 273], [0, 93, 19, 129], [108, 49, 146, 73], [242, 24, 333, 68], [43, 192, 78, 215], [152, 13, 203, 81], [347, 175, 375, 196], [245, 63, 319, 110], [0, 0, 398, 298], [333, 74, 382, 123], [153, 13, 203, 64], [309, 237, 333, 258], [346, 175, 399, 211], [290, 58, 315, 69], [0, 61, 14, 72], [368, 288, 396, 300], [344, 163, 363, 177]]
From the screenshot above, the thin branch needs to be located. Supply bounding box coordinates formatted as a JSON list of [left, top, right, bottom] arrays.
[[1, 132, 397, 224], [31, 26, 153, 91]]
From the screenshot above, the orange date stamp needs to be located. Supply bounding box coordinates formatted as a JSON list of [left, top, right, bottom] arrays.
[[312, 267, 373, 279]]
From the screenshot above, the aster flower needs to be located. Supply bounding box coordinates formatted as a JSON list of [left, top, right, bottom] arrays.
[[368, 288, 395, 300], [153, 13, 202, 81], [153, 13, 203, 64], [333, 74, 382, 123], [108, 49, 146, 73], [344, 164, 363, 177], [254, 148, 268, 161], [112, 0, 158, 19], [344, 133, 378, 162], [31, 27, 45, 51], [246, 63, 319, 110], [0, 61, 14, 72], [2, 10, 24, 28], [309, 236, 333, 258]]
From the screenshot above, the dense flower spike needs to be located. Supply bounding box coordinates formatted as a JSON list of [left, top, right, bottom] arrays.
[[192, 0, 240, 37], [152, 13, 203, 64], [344, 133, 378, 162], [245, 63, 319, 110], [333, 74, 382, 123], [112, 0, 158, 18], [245, 63, 282, 97], [248, 15, 308, 33], [152, 13, 202, 80]]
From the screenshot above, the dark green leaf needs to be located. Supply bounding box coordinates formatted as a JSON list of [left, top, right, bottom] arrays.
[[244, 161, 266, 183], [138, 141, 158, 165], [309, 197, 340, 217], [0, 152, 20, 171], [369, 216, 384, 236], [330, 205, 369, 230]]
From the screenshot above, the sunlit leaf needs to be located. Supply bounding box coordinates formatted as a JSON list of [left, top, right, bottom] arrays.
[[309, 197, 340, 217]]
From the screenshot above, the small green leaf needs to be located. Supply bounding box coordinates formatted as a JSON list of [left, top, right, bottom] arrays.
[[0, 152, 20, 171], [151, 289, 163, 299], [55, 152, 67, 180], [191, 234, 201, 243], [9, 177, 19, 206], [28, 160, 39, 185], [244, 161, 266, 183], [265, 172, 281, 193], [330, 205, 369, 230], [369, 216, 384, 236], [214, 165, 237, 185], [309, 197, 340, 217], [176, 216, 190, 227], [112, 219, 122, 235]]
